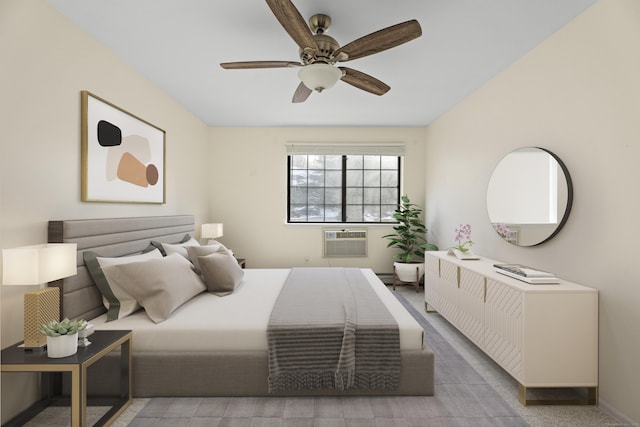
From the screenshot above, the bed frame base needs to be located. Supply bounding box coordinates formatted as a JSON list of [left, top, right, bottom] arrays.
[[78, 350, 434, 397]]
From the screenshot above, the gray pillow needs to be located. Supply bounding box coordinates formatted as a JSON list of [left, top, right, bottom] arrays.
[[185, 243, 228, 274], [198, 252, 244, 296], [101, 253, 206, 323], [149, 233, 193, 256]]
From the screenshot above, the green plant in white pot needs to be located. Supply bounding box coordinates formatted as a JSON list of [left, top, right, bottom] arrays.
[[40, 318, 87, 358], [383, 195, 438, 284]]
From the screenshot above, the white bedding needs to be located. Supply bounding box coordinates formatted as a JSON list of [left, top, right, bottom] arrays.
[[92, 268, 424, 352]]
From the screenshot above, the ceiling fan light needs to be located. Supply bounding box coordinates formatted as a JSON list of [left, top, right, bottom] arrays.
[[298, 63, 342, 92]]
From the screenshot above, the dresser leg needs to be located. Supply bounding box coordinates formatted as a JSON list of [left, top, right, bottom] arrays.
[[424, 301, 438, 313]]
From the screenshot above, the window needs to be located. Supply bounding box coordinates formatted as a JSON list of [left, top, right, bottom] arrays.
[[287, 145, 403, 223]]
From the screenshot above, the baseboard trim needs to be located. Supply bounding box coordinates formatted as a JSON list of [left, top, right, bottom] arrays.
[[598, 398, 638, 426]]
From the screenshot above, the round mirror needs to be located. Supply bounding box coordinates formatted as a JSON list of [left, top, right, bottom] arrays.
[[487, 147, 573, 246]]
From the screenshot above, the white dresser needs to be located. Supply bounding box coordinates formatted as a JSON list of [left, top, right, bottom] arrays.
[[424, 251, 598, 405]]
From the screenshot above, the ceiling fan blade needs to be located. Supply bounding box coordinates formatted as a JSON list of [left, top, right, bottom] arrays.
[[334, 20, 422, 62], [265, 0, 318, 52], [220, 61, 301, 70], [339, 67, 390, 96], [292, 81, 312, 103]]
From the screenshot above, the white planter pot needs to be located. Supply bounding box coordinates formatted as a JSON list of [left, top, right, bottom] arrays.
[[46, 333, 78, 358], [394, 262, 424, 283]]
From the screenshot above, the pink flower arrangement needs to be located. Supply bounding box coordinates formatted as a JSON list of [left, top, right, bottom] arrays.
[[453, 223, 474, 252], [493, 223, 510, 238]]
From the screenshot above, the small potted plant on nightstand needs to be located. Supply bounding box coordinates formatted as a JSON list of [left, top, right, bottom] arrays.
[[383, 195, 438, 287], [40, 318, 87, 358]]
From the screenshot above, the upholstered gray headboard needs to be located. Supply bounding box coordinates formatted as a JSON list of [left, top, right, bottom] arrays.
[[48, 215, 195, 320]]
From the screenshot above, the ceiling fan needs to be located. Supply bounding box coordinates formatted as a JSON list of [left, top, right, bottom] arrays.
[[220, 0, 422, 103]]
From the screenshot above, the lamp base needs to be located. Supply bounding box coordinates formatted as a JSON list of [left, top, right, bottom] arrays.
[[23, 287, 60, 348]]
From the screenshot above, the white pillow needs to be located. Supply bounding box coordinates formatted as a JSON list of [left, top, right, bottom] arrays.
[[96, 249, 164, 320], [161, 237, 200, 258], [101, 254, 206, 323]]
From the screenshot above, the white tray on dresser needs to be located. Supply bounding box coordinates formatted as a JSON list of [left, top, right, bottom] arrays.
[[424, 251, 598, 406]]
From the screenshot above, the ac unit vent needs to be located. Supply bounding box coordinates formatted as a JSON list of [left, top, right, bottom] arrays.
[[323, 228, 368, 258]]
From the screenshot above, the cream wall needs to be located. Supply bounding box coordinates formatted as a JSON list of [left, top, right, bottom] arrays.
[[425, 0, 640, 423], [208, 127, 427, 273], [4, 0, 638, 424], [0, 0, 211, 421]]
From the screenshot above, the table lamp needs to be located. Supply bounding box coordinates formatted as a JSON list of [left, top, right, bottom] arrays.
[[201, 223, 223, 245], [2, 243, 77, 349]]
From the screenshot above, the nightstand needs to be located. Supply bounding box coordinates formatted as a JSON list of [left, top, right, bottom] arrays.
[[1, 330, 132, 427]]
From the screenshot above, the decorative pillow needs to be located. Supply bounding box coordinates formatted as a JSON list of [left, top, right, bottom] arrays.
[[83, 249, 163, 321], [198, 251, 244, 296], [185, 243, 229, 274], [149, 233, 193, 256], [160, 237, 200, 259], [207, 239, 234, 256], [101, 254, 206, 323]]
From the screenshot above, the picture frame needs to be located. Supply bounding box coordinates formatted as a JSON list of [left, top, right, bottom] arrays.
[[81, 91, 166, 203]]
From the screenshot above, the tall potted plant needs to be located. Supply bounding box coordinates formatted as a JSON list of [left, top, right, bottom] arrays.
[[383, 195, 438, 283]]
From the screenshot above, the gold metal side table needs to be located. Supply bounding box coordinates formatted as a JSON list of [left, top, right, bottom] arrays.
[[1, 330, 132, 427]]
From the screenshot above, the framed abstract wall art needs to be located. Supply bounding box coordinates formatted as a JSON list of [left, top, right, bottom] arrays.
[[81, 91, 166, 203]]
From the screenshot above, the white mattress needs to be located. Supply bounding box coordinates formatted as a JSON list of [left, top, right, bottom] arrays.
[[92, 268, 424, 352]]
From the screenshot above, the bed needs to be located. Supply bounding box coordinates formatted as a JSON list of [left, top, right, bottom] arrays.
[[48, 215, 434, 397]]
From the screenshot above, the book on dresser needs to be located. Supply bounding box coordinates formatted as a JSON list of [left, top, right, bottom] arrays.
[[493, 263, 560, 284]]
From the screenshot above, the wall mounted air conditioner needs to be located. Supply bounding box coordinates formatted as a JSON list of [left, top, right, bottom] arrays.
[[323, 228, 368, 258]]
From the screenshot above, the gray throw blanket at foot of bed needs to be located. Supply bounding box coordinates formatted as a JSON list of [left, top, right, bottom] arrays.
[[267, 267, 400, 392]]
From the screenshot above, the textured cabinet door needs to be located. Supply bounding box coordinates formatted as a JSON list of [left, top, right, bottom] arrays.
[[484, 278, 523, 380], [436, 259, 460, 325], [456, 268, 485, 348]]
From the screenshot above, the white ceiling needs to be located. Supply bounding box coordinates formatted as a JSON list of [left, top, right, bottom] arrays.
[[48, 0, 595, 127]]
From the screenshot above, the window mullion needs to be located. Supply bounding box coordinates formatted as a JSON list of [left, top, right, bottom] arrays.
[[341, 155, 347, 223]]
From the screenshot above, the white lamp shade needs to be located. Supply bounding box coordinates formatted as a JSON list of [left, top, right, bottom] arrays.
[[298, 63, 343, 92], [201, 223, 224, 239], [2, 243, 77, 286]]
